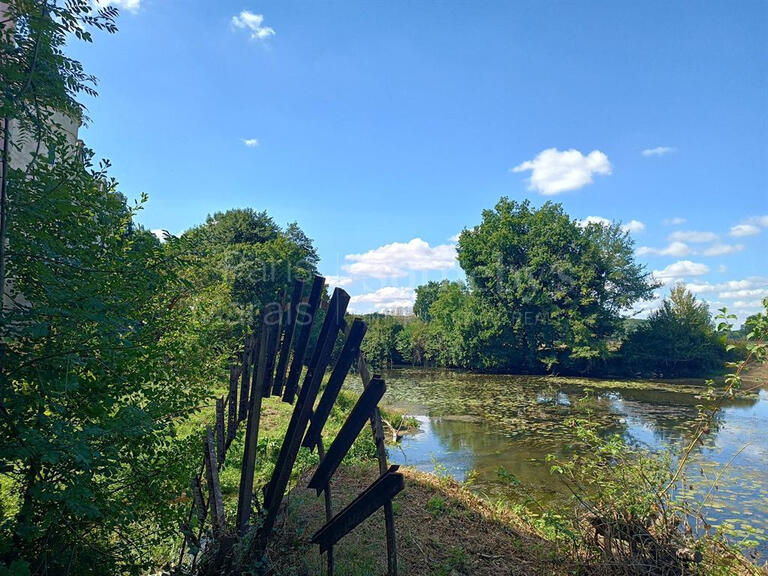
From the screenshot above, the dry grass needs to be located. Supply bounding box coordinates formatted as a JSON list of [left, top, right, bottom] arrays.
[[265, 464, 574, 576]]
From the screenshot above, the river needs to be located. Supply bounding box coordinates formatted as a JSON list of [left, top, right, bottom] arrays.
[[347, 368, 768, 555]]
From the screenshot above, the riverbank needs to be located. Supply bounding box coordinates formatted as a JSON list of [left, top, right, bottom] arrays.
[[266, 463, 574, 575]]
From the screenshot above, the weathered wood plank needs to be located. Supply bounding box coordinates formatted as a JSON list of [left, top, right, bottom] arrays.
[[216, 397, 225, 464], [307, 377, 386, 493], [303, 318, 368, 450], [238, 336, 253, 422], [191, 475, 206, 523], [272, 280, 304, 396], [261, 301, 282, 398], [227, 365, 239, 443], [311, 466, 404, 553], [261, 287, 349, 538], [235, 320, 270, 536], [316, 438, 335, 576], [282, 275, 325, 404], [204, 427, 225, 534]]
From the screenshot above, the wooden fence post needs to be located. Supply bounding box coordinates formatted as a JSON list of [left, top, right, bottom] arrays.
[[204, 427, 225, 535]]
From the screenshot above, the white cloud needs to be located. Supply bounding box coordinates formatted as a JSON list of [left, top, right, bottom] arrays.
[[701, 243, 744, 256], [512, 148, 611, 195], [733, 299, 765, 309], [686, 277, 768, 298], [349, 287, 415, 313], [324, 275, 353, 288], [232, 11, 275, 40], [578, 216, 644, 234], [668, 230, 718, 243], [343, 238, 457, 278], [663, 217, 686, 226], [637, 241, 690, 257], [95, 0, 141, 12], [641, 146, 675, 157], [577, 216, 611, 228], [449, 233, 461, 243], [729, 223, 760, 237], [719, 288, 768, 299], [753, 215, 768, 227], [151, 229, 170, 242], [653, 260, 710, 281], [622, 220, 645, 233], [242, 138, 260, 148]]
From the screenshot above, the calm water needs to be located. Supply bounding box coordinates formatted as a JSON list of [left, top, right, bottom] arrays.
[[348, 368, 768, 553]]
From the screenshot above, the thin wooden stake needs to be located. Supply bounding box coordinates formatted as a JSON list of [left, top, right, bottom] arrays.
[[204, 427, 225, 535], [359, 353, 398, 576], [216, 397, 225, 464], [227, 365, 239, 443]]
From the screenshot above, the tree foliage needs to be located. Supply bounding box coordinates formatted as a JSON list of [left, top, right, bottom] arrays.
[[455, 199, 656, 371], [0, 3, 322, 574], [621, 285, 726, 378]]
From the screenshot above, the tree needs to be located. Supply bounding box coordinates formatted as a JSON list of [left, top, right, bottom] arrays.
[[457, 198, 656, 372], [0, 3, 226, 573], [180, 208, 319, 337], [621, 285, 726, 378], [414, 280, 450, 322], [360, 314, 403, 368]]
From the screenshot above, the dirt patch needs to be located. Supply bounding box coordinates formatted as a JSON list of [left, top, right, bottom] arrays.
[[265, 464, 574, 575]]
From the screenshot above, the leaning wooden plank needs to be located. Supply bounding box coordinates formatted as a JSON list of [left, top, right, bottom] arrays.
[[205, 427, 225, 534], [227, 365, 239, 443], [191, 475, 206, 523], [303, 318, 368, 450], [216, 397, 225, 464], [272, 280, 304, 396], [261, 301, 282, 397], [238, 337, 252, 422], [316, 438, 335, 576], [282, 275, 325, 404], [261, 287, 349, 537], [307, 377, 386, 494], [235, 320, 270, 536], [359, 353, 398, 576], [311, 467, 404, 553]]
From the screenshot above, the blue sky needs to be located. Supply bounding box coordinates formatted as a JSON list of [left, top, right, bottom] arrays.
[[73, 1, 767, 320]]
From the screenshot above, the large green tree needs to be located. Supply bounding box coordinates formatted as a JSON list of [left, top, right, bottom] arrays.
[[180, 208, 319, 337], [456, 198, 656, 371]]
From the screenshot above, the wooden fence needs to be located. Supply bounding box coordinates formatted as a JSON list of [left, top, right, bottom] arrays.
[[176, 275, 402, 575]]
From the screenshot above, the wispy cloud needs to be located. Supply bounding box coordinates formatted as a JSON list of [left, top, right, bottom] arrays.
[[641, 146, 675, 157], [577, 216, 644, 233], [637, 241, 690, 257], [512, 148, 611, 195], [324, 275, 353, 288], [653, 260, 710, 282], [95, 0, 141, 13], [668, 230, 718, 243], [232, 11, 275, 41], [701, 243, 744, 256], [622, 220, 645, 233], [349, 287, 415, 313], [729, 223, 760, 237], [242, 138, 260, 148], [663, 217, 686, 226], [343, 238, 457, 278]]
